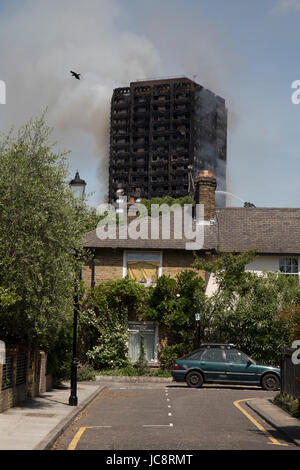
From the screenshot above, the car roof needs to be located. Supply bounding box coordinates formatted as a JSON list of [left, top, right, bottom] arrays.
[[179, 344, 237, 359], [200, 343, 236, 349]]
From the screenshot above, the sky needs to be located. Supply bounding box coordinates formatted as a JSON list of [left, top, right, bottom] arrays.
[[0, 0, 300, 207]]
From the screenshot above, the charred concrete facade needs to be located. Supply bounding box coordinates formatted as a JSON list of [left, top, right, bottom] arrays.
[[108, 77, 227, 204]]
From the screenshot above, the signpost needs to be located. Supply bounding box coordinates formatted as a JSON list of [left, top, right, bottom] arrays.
[[195, 314, 200, 348]]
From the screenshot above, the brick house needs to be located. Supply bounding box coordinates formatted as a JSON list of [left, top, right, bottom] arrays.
[[82, 171, 300, 363]]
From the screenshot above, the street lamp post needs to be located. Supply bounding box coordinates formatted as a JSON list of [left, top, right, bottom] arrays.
[[68, 170, 86, 406], [69, 275, 79, 406], [69, 170, 87, 200]]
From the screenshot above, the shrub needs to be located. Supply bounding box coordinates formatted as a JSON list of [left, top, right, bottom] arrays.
[[46, 323, 73, 380], [273, 394, 300, 418], [159, 344, 188, 370], [97, 365, 137, 376], [86, 327, 130, 369], [77, 363, 96, 382], [80, 278, 152, 369], [134, 334, 150, 376]]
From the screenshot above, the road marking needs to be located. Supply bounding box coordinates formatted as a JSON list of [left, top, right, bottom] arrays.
[[233, 399, 289, 447], [68, 427, 86, 450], [68, 426, 112, 450], [143, 424, 173, 428]]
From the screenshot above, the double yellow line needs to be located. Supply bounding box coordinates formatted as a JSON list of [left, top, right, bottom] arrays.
[[233, 399, 288, 447], [68, 425, 112, 450]]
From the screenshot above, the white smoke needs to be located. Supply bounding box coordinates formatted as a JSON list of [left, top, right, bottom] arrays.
[[0, 0, 162, 202], [271, 0, 300, 14]]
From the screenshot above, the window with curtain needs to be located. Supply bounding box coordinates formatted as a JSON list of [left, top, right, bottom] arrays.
[[279, 257, 299, 276], [127, 322, 157, 363], [125, 252, 161, 286]]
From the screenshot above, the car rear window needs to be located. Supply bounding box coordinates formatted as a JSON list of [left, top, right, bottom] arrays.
[[181, 349, 203, 360]]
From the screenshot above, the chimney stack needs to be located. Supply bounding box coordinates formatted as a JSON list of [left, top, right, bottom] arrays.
[[194, 170, 217, 221]]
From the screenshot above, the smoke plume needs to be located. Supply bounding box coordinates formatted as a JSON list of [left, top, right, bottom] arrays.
[[0, 0, 162, 202]]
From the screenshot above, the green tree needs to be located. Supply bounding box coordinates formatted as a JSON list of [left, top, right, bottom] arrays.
[[193, 251, 300, 365], [140, 196, 195, 216], [279, 305, 300, 343], [0, 287, 20, 309], [0, 115, 93, 351], [148, 270, 205, 334]]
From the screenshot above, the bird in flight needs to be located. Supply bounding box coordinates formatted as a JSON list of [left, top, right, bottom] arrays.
[[70, 71, 81, 80]]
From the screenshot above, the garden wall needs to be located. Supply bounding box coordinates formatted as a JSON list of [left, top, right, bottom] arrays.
[[0, 345, 48, 412]]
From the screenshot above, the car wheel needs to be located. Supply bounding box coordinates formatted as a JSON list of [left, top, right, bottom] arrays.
[[186, 371, 204, 388], [261, 373, 280, 391]]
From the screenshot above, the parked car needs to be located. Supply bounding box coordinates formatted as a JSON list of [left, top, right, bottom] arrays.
[[171, 343, 280, 391]]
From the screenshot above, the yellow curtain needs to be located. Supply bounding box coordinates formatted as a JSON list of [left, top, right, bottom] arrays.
[[127, 261, 160, 284]]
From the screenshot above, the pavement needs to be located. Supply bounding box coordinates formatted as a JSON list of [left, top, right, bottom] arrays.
[[0, 380, 105, 450], [0, 375, 299, 450], [246, 397, 300, 447]]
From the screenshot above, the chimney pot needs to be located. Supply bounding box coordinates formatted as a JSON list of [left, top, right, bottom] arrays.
[[198, 170, 213, 177]]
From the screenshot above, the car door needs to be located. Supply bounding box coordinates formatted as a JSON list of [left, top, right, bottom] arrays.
[[224, 349, 260, 384], [198, 348, 227, 382]]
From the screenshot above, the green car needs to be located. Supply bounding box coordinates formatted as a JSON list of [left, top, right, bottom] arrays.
[[171, 343, 280, 391]]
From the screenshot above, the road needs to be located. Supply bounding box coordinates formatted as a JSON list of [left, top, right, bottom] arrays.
[[53, 382, 298, 451]]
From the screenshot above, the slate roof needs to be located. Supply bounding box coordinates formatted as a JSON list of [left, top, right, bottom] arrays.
[[82, 208, 300, 254], [210, 208, 300, 254]]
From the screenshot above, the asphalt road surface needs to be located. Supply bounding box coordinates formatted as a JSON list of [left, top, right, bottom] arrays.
[[53, 382, 298, 451]]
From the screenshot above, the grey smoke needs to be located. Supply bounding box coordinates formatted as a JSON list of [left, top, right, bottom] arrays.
[[0, 0, 162, 202], [0, 0, 241, 205]]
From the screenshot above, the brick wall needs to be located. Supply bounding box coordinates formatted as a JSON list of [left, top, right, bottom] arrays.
[[82, 249, 123, 287], [194, 171, 217, 221], [0, 346, 47, 413], [82, 248, 205, 288], [162, 250, 204, 278]]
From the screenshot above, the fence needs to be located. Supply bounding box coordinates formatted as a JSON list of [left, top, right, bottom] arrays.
[[0, 345, 48, 412], [280, 348, 300, 399]]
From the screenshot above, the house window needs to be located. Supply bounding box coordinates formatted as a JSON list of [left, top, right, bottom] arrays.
[[127, 322, 158, 363], [124, 251, 162, 286], [279, 257, 299, 275]]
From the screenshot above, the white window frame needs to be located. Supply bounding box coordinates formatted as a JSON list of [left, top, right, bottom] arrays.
[[127, 321, 159, 364], [123, 250, 163, 284], [278, 256, 300, 280]]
